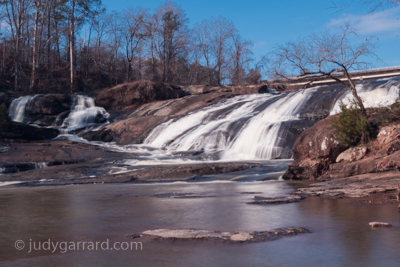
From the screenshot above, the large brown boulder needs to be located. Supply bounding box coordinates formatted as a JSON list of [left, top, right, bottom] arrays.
[[283, 116, 346, 180], [95, 80, 187, 111], [292, 116, 345, 162], [25, 94, 72, 115]]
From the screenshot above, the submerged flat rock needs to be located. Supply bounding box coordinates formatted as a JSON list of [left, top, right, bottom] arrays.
[[129, 227, 310, 243], [247, 195, 302, 204], [369, 222, 393, 228], [153, 192, 215, 199]]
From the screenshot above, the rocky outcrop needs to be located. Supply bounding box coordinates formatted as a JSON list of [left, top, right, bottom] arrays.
[[26, 94, 72, 115], [285, 115, 400, 181], [95, 80, 187, 111], [23, 94, 73, 126], [83, 92, 236, 144], [0, 122, 59, 140], [283, 116, 346, 180], [336, 147, 367, 163]]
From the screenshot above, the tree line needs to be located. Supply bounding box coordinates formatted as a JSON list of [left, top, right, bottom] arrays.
[[0, 0, 261, 93]]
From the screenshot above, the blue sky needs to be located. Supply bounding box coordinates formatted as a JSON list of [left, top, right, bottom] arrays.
[[102, 0, 400, 68]]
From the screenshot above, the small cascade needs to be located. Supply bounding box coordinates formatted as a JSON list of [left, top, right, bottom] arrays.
[[330, 78, 400, 114], [8, 94, 109, 133], [61, 95, 109, 132], [8, 96, 36, 123]]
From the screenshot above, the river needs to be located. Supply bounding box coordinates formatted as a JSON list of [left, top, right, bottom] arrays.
[[1, 177, 399, 266]]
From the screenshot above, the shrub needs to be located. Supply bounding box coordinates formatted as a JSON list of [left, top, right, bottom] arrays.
[[0, 103, 11, 132], [332, 100, 374, 148]]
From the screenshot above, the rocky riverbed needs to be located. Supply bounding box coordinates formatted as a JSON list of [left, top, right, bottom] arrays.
[[0, 140, 265, 185]]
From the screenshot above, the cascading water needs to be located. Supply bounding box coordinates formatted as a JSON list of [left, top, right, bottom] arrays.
[[8, 94, 109, 133], [222, 89, 317, 160], [145, 87, 326, 160], [6, 77, 400, 164], [60, 95, 109, 132], [8, 96, 36, 123], [330, 78, 400, 115], [144, 78, 400, 161]]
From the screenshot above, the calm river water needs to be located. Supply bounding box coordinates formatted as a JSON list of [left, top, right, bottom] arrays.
[[0, 179, 399, 266]]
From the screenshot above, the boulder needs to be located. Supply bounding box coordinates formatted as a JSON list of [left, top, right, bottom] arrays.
[[377, 125, 400, 146], [284, 159, 331, 180], [336, 147, 368, 163], [291, 117, 345, 163], [283, 116, 346, 180], [25, 94, 72, 115], [81, 129, 113, 142], [376, 141, 400, 157], [22, 94, 73, 126]]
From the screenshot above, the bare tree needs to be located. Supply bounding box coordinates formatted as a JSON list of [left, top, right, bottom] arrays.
[[4, 0, 32, 91], [192, 17, 235, 85], [193, 19, 213, 84], [228, 32, 253, 85], [121, 7, 147, 82], [270, 24, 376, 116], [209, 16, 234, 85], [153, 1, 188, 83], [30, 0, 41, 91], [332, 0, 399, 12]]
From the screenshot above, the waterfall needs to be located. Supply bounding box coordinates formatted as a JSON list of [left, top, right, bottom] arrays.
[[8, 96, 36, 123], [8, 94, 109, 133], [330, 78, 400, 115], [144, 78, 400, 160], [144, 87, 325, 159], [61, 95, 109, 131], [222, 88, 317, 160]]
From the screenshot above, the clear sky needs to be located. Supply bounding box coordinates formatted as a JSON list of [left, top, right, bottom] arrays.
[[102, 0, 400, 69]]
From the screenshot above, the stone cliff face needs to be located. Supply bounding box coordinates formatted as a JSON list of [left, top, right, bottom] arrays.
[[283, 115, 400, 180]]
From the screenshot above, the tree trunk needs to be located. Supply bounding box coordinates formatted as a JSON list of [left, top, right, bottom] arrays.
[[30, 1, 41, 92], [15, 30, 20, 91], [69, 0, 75, 92], [343, 71, 367, 117], [47, 3, 51, 71]]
